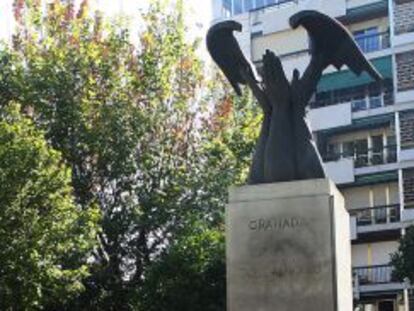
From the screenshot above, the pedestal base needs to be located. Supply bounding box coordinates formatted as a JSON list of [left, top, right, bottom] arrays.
[[227, 179, 352, 311]]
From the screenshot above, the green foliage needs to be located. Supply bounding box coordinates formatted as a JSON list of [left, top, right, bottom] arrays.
[[391, 226, 414, 283], [136, 221, 225, 311], [204, 79, 261, 185], [0, 104, 99, 310], [0, 0, 261, 309]]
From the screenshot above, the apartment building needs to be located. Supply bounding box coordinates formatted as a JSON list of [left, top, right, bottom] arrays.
[[211, 0, 414, 310]]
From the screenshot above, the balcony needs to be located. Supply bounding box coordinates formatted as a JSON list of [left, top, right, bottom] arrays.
[[250, 0, 299, 13], [322, 145, 397, 169], [354, 31, 390, 54], [349, 204, 402, 239], [311, 80, 394, 112], [350, 204, 400, 227], [353, 264, 404, 293], [217, 0, 299, 18], [354, 265, 396, 286]]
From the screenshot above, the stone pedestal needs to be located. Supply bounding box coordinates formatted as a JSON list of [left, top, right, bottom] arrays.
[[227, 179, 352, 311]]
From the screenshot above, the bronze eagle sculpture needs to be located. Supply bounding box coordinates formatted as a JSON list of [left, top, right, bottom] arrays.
[[207, 10, 382, 184]]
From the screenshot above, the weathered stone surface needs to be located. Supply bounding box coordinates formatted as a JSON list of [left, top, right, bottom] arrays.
[[394, 0, 414, 35], [227, 179, 352, 311], [397, 51, 414, 91]]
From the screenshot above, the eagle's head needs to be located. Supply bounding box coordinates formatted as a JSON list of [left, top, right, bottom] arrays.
[[207, 20, 242, 39]]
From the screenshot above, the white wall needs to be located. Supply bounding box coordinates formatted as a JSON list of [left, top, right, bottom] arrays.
[[308, 103, 352, 132], [324, 158, 355, 184], [256, 0, 347, 35]]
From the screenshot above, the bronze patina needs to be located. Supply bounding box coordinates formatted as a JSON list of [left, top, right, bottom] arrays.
[[207, 10, 382, 184]]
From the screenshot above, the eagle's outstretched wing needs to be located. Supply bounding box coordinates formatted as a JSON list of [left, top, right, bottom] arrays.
[[290, 10, 382, 81], [207, 21, 257, 95]]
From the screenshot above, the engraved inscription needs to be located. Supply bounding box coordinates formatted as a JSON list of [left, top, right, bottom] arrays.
[[240, 261, 324, 280], [248, 217, 308, 231]]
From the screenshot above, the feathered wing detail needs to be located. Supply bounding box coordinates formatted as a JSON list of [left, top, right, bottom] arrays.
[[206, 21, 257, 96], [290, 10, 382, 82]]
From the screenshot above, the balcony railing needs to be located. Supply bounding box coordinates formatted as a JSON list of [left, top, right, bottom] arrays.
[[349, 204, 401, 227], [353, 265, 397, 285], [250, 0, 299, 13], [310, 81, 394, 110], [322, 145, 397, 168], [354, 31, 390, 54]]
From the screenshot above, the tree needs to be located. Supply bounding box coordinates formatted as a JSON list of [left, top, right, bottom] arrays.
[[0, 103, 99, 310], [391, 226, 414, 284], [136, 221, 225, 311], [135, 75, 261, 311], [0, 0, 261, 309]]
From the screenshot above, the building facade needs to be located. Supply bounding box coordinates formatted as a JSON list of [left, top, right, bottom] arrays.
[[212, 0, 414, 310]]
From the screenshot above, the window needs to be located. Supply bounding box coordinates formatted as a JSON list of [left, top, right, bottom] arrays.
[[374, 206, 387, 223], [314, 79, 394, 110], [351, 86, 366, 112], [243, 0, 254, 11], [368, 82, 382, 109], [233, 0, 243, 14], [387, 135, 397, 162], [352, 98, 367, 112], [371, 135, 384, 165], [381, 79, 393, 106], [223, 0, 291, 16], [313, 91, 331, 108], [326, 143, 340, 161], [223, 0, 232, 16], [357, 209, 373, 226], [325, 134, 396, 166], [256, 0, 265, 8], [354, 27, 380, 53], [343, 141, 355, 158], [355, 139, 368, 168]]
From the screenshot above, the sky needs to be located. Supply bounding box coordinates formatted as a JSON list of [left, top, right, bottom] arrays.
[[0, 0, 213, 43]]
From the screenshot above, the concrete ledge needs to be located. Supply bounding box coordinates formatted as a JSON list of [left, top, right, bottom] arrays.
[[229, 178, 336, 203]]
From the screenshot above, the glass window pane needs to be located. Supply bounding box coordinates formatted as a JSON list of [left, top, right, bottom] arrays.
[[244, 0, 254, 11], [223, 0, 232, 16], [383, 80, 394, 106], [355, 139, 368, 153], [343, 141, 355, 158], [365, 27, 380, 52], [369, 96, 382, 108], [256, 0, 265, 9], [355, 139, 368, 167], [353, 27, 380, 53], [371, 135, 383, 152], [387, 135, 397, 163], [357, 209, 372, 226], [371, 135, 384, 165], [234, 0, 243, 14], [351, 86, 366, 111], [354, 30, 366, 51], [326, 143, 340, 161], [334, 88, 352, 103], [374, 207, 387, 223], [315, 91, 331, 108], [352, 98, 367, 112]]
